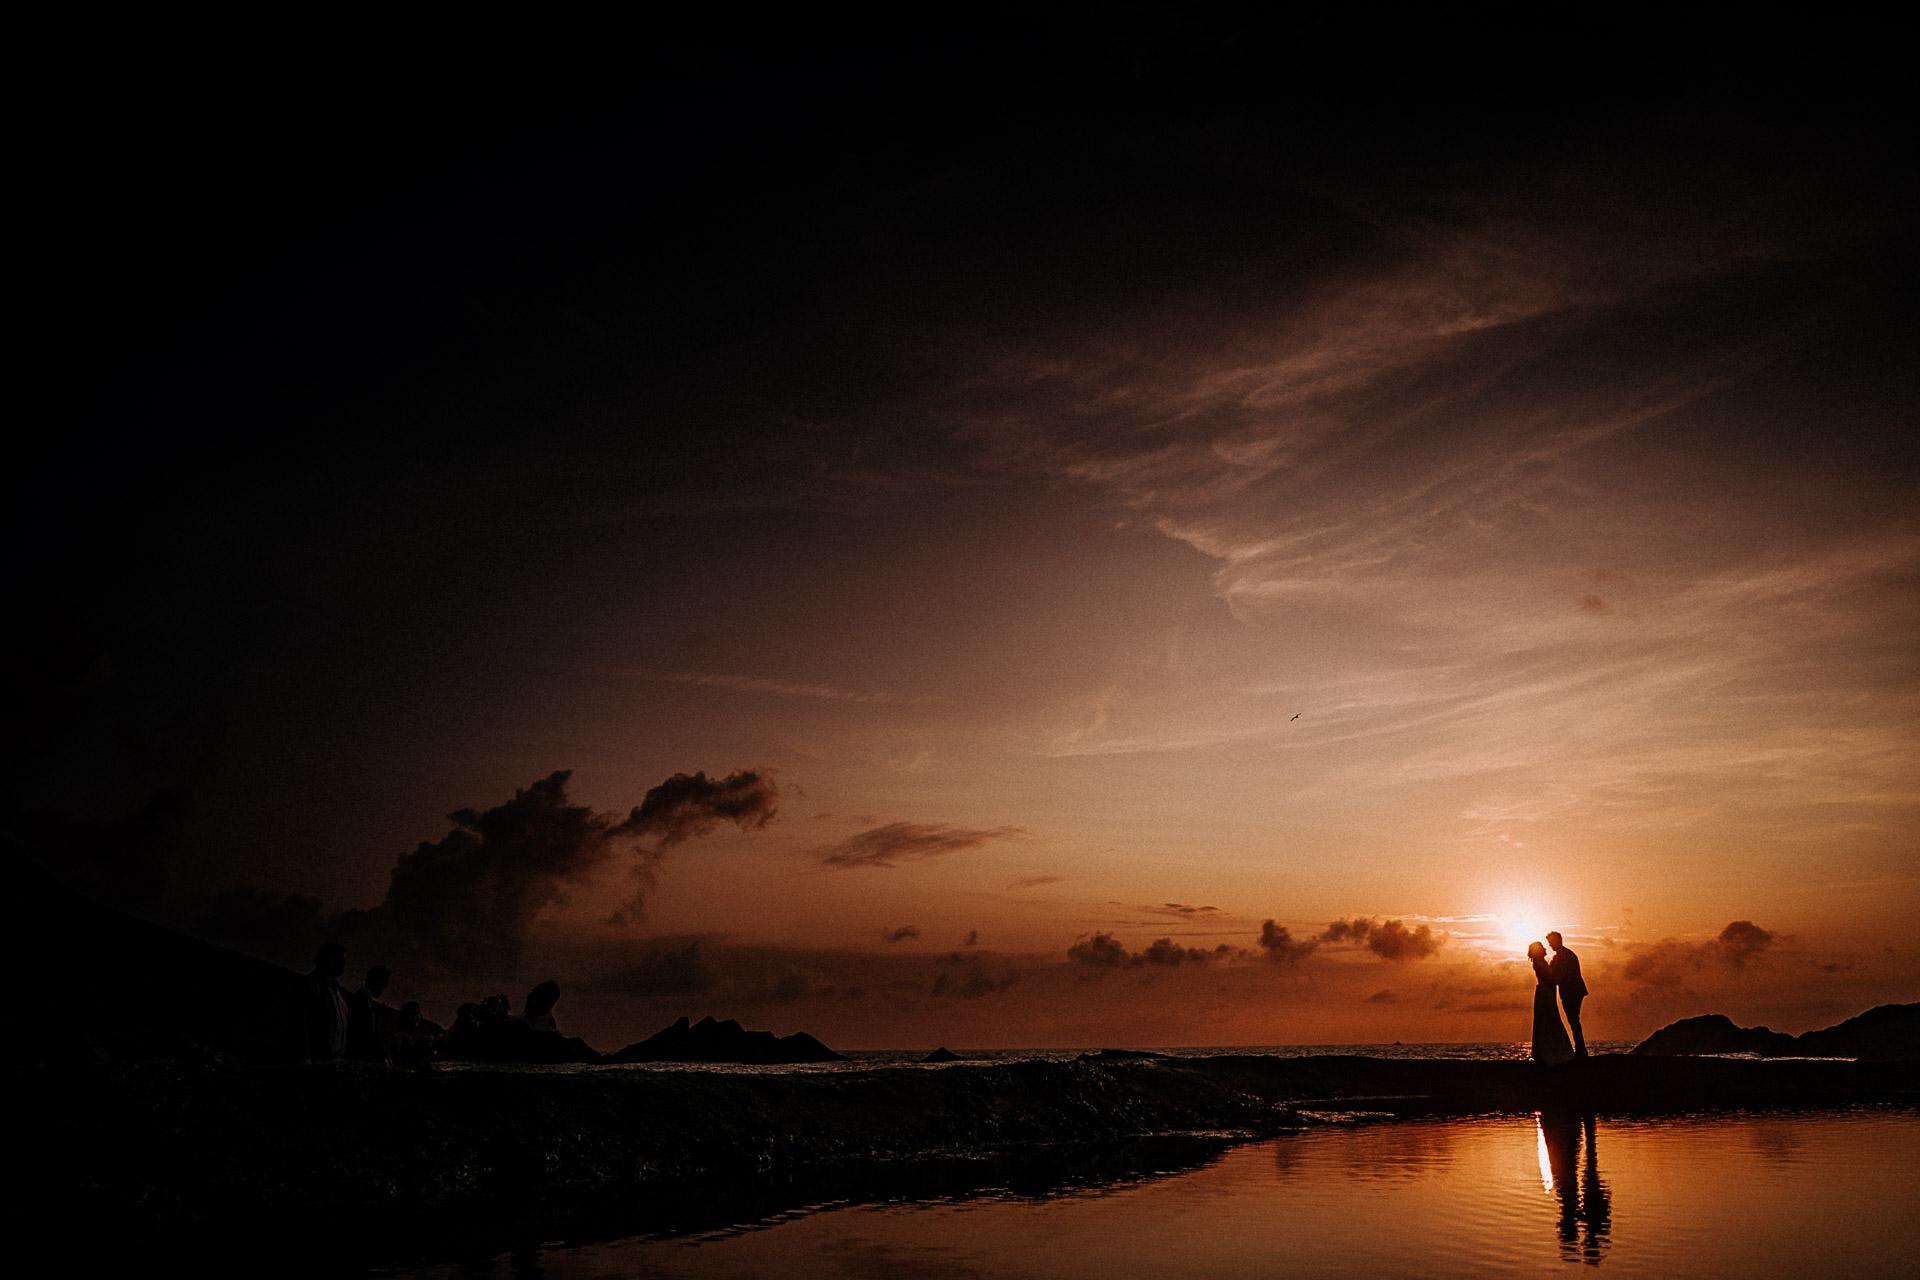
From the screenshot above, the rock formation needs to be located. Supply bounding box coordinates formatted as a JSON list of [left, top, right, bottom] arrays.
[[612, 1015, 844, 1064]]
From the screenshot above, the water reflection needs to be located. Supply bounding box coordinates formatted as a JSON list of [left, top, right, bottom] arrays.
[[388, 1111, 1920, 1280], [1538, 1112, 1612, 1265]]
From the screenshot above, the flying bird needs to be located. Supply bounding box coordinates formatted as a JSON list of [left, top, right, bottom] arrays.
[[1290, 712, 1301, 721]]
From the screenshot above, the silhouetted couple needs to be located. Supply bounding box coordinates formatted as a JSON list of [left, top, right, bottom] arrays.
[[300, 943, 411, 1065], [1527, 932, 1589, 1064]]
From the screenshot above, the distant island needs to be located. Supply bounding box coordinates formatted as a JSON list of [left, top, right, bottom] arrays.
[[612, 1015, 843, 1065], [1633, 1003, 1919, 1061]]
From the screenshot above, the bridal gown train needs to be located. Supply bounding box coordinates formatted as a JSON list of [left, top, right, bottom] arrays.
[[1532, 975, 1574, 1064]]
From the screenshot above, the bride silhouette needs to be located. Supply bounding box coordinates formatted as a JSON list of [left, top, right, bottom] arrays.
[[1528, 941, 1574, 1063]]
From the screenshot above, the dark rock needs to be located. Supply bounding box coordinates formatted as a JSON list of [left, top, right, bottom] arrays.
[[1631, 1014, 1797, 1057], [921, 1046, 962, 1063], [1794, 1003, 1920, 1061], [611, 1015, 844, 1064], [1633, 1003, 1919, 1060], [440, 1017, 603, 1065], [20, 1046, 1914, 1266], [15, 843, 311, 1065]]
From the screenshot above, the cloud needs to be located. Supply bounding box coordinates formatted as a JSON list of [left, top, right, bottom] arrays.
[[194, 885, 325, 964], [1622, 919, 1778, 990], [1365, 989, 1399, 1004], [1007, 875, 1063, 890], [1069, 931, 1233, 970], [577, 940, 713, 999], [816, 822, 1028, 869], [1139, 902, 1222, 918], [1716, 920, 1775, 968], [930, 954, 1022, 998], [1257, 920, 1318, 964], [615, 770, 779, 848], [883, 925, 921, 943], [1067, 931, 1130, 967], [1317, 917, 1443, 961], [1141, 937, 1229, 967], [200, 769, 775, 972], [639, 669, 941, 706], [962, 929, 979, 946], [43, 784, 195, 912]]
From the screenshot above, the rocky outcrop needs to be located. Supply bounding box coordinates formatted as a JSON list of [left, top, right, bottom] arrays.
[[1630, 1014, 1797, 1057], [17, 1046, 1913, 1268], [611, 1015, 844, 1064], [1794, 1003, 1920, 1060], [1633, 1003, 1919, 1060]]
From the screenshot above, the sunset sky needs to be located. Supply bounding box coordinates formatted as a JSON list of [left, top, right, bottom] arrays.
[[13, 22, 1915, 1049]]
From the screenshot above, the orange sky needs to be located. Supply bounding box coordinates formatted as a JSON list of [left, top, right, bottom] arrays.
[[21, 39, 1916, 1051]]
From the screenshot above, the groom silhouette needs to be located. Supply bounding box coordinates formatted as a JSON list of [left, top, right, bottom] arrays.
[[1546, 932, 1589, 1057]]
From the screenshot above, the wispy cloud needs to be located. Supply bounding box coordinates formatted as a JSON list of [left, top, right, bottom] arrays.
[[638, 669, 943, 707], [942, 205, 1919, 850], [816, 822, 1031, 870]]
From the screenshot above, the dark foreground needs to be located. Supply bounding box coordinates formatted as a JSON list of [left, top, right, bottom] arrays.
[[22, 1050, 1915, 1270]]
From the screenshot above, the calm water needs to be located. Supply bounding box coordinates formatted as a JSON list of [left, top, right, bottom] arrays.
[[438, 1041, 1642, 1076], [387, 1110, 1917, 1279]]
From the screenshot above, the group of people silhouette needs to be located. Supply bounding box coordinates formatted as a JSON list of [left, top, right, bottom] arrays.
[[299, 941, 578, 1067], [1527, 931, 1590, 1063]]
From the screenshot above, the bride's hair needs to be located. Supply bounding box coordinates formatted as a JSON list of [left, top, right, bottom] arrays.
[[1526, 940, 1546, 960]]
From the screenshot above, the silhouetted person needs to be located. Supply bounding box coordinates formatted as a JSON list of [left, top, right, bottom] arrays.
[[301, 941, 349, 1063], [392, 1000, 439, 1070], [1546, 931, 1589, 1057], [442, 987, 600, 1064], [1528, 941, 1573, 1063], [523, 979, 562, 1033], [346, 964, 392, 1063]]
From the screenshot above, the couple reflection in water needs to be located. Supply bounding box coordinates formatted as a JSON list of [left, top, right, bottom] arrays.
[[1539, 1111, 1612, 1264]]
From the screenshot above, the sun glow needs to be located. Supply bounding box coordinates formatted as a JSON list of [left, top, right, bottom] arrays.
[[1497, 904, 1552, 956]]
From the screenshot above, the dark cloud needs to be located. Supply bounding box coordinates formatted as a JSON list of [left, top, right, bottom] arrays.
[[1140, 902, 1221, 918], [52, 784, 194, 911], [578, 940, 713, 999], [930, 954, 1022, 998], [816, 822, 1028, 870], [200, 769, 775, 973], [1361, 919, 1444, 961], [194, 885, 326, 966], [613, 770, 779, 848], [1622, 919, 1779, 989], [883, 925, 921, 943], [1257, 920, 1318, 964], [1716, 920, 1775, 968], [1069, 931, 1232, 970], [1318, 917, 1443, 961], [1365, 989, 1398, 1004], [1007, 875, 1063, 890], [731, 969, 813, 1006], [1141, 937, 1229, 967], [1067, 931, 1130, 967]]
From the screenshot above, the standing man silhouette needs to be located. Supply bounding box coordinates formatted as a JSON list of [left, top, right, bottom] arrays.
[[1546, 932, 1589, 1057]]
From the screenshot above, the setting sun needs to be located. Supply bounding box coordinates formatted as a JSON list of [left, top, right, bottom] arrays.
[[1499, 907, 1552, 956]]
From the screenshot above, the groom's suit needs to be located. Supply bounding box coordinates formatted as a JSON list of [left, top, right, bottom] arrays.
[[1548, 945, 1589, 1056]]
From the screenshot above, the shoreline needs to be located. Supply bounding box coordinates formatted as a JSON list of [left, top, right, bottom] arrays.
[[25, 1050, 1914, 1267]]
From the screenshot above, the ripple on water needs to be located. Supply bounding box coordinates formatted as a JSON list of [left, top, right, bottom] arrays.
[[382, 1109, 1920, 1280]]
